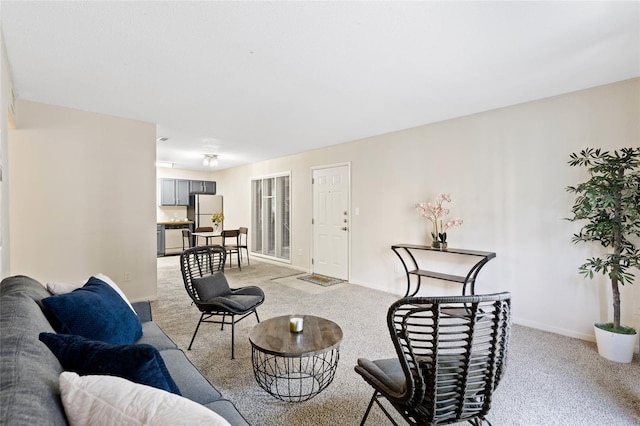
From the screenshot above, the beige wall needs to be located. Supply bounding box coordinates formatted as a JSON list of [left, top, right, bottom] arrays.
[[0, 30, 13, 277], [8, 100, 157, 302], [5, 76, 638, 344], [214, 78, 640, 342]]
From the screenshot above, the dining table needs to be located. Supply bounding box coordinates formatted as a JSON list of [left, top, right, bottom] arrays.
[[192, 231, 222, 246]]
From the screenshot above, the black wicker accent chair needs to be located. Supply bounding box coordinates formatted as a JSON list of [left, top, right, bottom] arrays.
[[180, 245, 265, 359], [355, 292, 511, 426]]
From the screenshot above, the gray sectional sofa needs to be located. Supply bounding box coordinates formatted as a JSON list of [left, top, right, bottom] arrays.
[[0, 275, 249, 425]]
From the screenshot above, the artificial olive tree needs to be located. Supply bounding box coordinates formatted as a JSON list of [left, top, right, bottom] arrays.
[[566, 147, 640, 333]]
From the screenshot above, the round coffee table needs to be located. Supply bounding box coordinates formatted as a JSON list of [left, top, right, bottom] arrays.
[[249, 315, 343, 402]]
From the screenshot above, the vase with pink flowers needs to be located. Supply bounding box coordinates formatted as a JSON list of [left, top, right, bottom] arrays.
[[415, 193, 463, 249]]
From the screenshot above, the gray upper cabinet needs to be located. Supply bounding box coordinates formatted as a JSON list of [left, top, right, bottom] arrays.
[[160, 179, 176, 205], [159, 179, 191, 206], [190, 180, 216, 194], [176, 180, 191, 205]]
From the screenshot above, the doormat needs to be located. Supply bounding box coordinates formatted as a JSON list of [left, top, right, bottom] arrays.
[[297, 274, 344, 287]]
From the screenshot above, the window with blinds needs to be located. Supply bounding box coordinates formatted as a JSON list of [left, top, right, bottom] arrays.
[[251, 173, 290, 261]]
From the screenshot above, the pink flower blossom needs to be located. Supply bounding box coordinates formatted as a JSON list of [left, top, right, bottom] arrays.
[[415, 194, 463, 244]]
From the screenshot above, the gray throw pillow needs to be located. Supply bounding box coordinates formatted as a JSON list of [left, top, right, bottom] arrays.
[[192, 273, 230, 301]]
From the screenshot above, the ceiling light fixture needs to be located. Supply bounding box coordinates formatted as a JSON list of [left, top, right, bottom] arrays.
[[203, 154, 218, 168]]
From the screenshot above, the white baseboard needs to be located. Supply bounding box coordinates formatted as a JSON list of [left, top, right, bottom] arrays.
[[512, 317, 595, 342]]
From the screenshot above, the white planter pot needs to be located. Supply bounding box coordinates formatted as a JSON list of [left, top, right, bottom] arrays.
[[593, 324, 638, 363]]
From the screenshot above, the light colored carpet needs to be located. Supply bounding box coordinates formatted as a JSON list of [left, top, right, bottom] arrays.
[[153, 256, 640, 426]]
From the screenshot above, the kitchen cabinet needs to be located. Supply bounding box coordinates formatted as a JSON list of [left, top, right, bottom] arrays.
[[157, 222, 193, 256], [176, 180, 190, 205], [160, 179, 175, 205], [157, 225, 164, 256], [189, 180, 216, 194], [159, 179, 191, 206]]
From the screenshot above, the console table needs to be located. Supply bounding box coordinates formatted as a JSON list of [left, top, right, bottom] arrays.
[[391, 244, 496, 297]]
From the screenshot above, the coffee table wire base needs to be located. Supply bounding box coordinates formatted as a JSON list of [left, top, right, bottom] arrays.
[[251, 347, 340, 402]]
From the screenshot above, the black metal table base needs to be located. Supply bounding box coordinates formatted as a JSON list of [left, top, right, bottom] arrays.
[[251, 347, 340, 402]]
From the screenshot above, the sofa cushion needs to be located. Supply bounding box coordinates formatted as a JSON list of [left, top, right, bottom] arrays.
[[0, 275, 52, 312], [39, 333, 181, 395], [159, 349, 221, 404], [59, 372, 230, 426], [132, 300, 153, 322], [42, 276, 142, 345], [137, 321, 179, 350], [1, 290, 67, 426]]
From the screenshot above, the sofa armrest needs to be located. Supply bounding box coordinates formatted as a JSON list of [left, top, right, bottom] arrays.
[[132, 301, 152, 322]]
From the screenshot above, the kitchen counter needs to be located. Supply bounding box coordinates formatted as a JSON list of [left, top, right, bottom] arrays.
[[157, 220, 193, 225], [157, 221, 193, 256]]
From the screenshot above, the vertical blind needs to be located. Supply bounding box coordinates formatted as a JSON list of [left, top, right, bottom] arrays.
[[251, 173, 290, 261]]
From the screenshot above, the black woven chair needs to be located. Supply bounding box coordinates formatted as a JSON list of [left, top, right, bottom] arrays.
[[180, 245, 265, 359], [355, 292, 511, 426]]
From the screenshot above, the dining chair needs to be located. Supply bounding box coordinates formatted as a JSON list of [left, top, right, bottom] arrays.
[[181, 229, 193, 251], [194, 226, 214, 246], [355, 292, 511, 426], [237, 227, 250, 267], [221, 229, 242, 270]]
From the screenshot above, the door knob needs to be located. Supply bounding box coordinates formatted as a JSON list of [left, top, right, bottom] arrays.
[[342, 227, 348, 231]]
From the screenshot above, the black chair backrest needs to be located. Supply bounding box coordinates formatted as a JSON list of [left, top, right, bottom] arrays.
[[221, 229, 240, 244], [180, 245, 226, 303], [195, 226, 214, 232], [388, 292, 511, 424]]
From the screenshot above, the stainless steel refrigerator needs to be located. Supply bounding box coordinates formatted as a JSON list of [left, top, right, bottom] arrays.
[[187, 194, 223, 230]]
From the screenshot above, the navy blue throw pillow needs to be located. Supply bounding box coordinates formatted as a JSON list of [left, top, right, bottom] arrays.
[[39, 333, 181, 395], [42, 276, 142, 345]]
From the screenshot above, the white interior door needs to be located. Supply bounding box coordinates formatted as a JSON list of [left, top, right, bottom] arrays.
[[312, 165, 349, 280]]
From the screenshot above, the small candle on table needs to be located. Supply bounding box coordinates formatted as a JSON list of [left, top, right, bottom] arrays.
[[290, 317, 303, 333]]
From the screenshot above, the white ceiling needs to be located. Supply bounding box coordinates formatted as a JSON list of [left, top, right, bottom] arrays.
[[2, 1, 639, 171]]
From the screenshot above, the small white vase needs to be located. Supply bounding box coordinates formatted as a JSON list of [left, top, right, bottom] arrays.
[[593, 324, 637, 363]]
